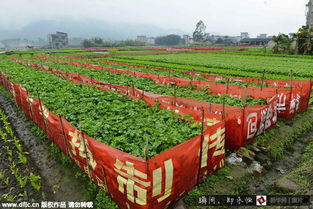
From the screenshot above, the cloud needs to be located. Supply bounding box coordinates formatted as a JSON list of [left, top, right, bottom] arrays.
[[0, 0, 309, 36]]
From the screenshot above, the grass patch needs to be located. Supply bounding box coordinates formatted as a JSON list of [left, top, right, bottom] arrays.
[[287, 138, 313, 194]]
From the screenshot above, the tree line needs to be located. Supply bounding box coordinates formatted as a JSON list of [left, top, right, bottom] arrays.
[[273, 26, 313, 55], [82, 38, 146, 48]]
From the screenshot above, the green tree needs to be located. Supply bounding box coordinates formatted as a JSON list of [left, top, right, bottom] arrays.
[[215, 38, 224, 44], [272, 34, 293, 54], [155, 34, 181, 46], [193, 20, 207, 42], [82, 39, 96, 48], [295, 26, 313, 55], [92, 37, 104, 45]]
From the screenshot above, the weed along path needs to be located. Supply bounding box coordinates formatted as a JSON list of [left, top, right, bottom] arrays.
[[246, 131, 313, 195], [0, 89, 89, 202]]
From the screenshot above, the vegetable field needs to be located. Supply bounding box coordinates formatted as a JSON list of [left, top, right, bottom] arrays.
[[118, 52, 313, 78], [0, 50, 312, 209]]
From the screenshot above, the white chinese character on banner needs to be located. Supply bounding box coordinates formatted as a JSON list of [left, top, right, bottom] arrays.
[[201, 127, 225, 172], [247, 113, 258, 139], [68, 130, 97, 170], [114, 159, 149, 205], [114, 158, 174, 205], [289, 94, 301, 114], [277, 93, 287, 111]]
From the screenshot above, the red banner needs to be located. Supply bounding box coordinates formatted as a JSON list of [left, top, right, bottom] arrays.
[[53, 56, 311, 120], [0, 72, 226, 209], [9, 60, 279, 150]]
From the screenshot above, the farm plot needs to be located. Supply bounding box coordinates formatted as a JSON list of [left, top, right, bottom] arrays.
[[118, 52, 313, 78], [13, 57, 283, 153], [1, 50, 312, 209], [0, 60, 204, 158], [0, 60, 226, 209], [22, 56, 309, 121], [19, 57, 266, 107], [49, 55, 296, 88], [46, 55, 272, 88]]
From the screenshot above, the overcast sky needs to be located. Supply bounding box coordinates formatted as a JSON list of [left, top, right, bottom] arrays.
[[0, 0, 309, 37]]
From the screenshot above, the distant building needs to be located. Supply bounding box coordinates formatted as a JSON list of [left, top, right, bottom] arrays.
[[307, 0, 313, 28], [239, 38, 273, 46], [147, 37, 155, 45], [183, 35, 192, 45], [257, 34, 267, 38], [136, 36, 148, 43], [0, 38, 33, 49], [240, 32, 249, 39], [135, 36, 155, 45], [48, 32, 69, 49]]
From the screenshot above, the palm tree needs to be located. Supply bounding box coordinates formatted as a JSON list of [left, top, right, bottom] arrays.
[[272, 34, 293, 54], [294, 26, 313, 55]]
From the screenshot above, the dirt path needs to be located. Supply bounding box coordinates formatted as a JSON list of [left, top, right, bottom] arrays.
[[0, 112, 43, 203], [0, 90, 89, 202], [246, 132, 312, 195]]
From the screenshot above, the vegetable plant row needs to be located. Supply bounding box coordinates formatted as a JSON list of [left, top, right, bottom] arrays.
[[23, 57, 267, 107], [107, 57, 292, 80], [46, 55, 208, 81], [50, 55, 268, 88], [12, 58, 279, 150], [21, 57, 265, 107], [115, 52, 313, 79], [0, 60, 203, 158], [21, 57, 311, 121]]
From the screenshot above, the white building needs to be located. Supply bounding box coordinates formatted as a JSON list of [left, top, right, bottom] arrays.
[[48, 32, 69, 49], [136, 36, 148, 43], [307, 0, 313, 28], [147, 37, 155, 45], [240, 32, 249, 39], [183, 35, 192, 45], [257, 34, 267, 38]]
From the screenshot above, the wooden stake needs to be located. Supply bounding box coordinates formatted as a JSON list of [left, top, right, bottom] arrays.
[[262, 105, 270, 134], [173, 86, 177, 105], [290, 70, 293, 92], [144, 131, 150, 174], [59, 115, 70, 157], [101, 166, 109, 192], [81, 132, 92, 181], [131, 80, 135, 96], [261, 69, 265, 91], [36, 89, 48, 135], [242, 106, 246, 141], [197, 108, 205, 185], [226, 78, 230, 94], [142, 90, 145, 100], [222, 102, 226, 121], [25, 88, 34, 120], [243, 86, 247, 107]]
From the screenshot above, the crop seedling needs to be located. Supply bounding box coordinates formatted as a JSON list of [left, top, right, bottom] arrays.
[[29, 173, 41, 191], [18, 152, 27, 164], [4, 177, 9, 185]]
